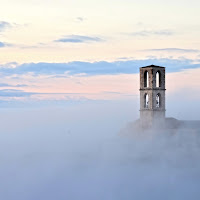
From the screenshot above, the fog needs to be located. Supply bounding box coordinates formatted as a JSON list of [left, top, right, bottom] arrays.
[[0, 99, 200, 200]]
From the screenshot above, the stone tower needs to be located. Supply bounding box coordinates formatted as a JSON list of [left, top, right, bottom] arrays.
[[140, 65, 166, 129]]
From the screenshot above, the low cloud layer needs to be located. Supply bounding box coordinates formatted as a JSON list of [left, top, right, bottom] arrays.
[[0, 83, 28, 87], [0, 58, 199, 76], [0, 42, 10, 48], [54, 35, 103, 43], [0, 21, 12, 32], [0, 89, 35, 97], [130, 29, 173, 37], [0, 103, 199, 200], [75, 17, 86, 22], [148, 48, 200, 53]]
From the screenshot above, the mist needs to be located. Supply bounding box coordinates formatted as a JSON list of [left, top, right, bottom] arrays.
[[0, 99, 200, 200]]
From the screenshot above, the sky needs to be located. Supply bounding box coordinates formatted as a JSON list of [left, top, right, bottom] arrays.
[[1, 0, 200, 63], [0, 0, 199, 110]]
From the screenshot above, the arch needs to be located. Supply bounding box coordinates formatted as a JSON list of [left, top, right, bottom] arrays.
[[144, 93, 149, 108], [144, 71, 149, 87], [156, 71, 161, 87], [156, 93, 161, 108]]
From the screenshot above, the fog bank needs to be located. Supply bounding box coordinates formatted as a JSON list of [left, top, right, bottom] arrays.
[[0, 101, 200, 200]]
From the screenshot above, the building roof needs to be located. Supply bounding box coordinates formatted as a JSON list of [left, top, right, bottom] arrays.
[[141, 64, 165, 69]]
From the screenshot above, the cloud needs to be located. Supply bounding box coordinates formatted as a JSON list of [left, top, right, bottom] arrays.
[[130, 30, 173, 37], [0, 89, 34, 97], [0, 83, 28, 87], [0, 89, 95, 99], [0, 42, 10, 48], [54, 35, 103, 43], [0, 42, 6, 47], [75, 17, 86, 22], [0, 58, 200, 77], [147, 48, 200, 53], [0, 21, 12, 32]]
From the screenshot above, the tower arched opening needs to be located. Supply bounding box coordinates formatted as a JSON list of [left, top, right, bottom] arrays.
[[156, 71, 161, 87], [144, 93, 149, 108], [156, 93, 161, 108], [144, 71, 149, 87]]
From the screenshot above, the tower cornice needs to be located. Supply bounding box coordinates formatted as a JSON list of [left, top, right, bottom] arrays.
[[140, 88, 166, 91]]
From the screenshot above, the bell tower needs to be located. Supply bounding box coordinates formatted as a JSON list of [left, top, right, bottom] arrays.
[[140, 65, 166, 129]]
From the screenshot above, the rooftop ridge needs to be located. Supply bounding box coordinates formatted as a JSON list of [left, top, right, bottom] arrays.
[[141, 64, 165, 68]]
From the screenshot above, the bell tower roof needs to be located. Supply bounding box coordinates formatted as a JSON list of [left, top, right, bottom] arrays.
[[141, 65, 165, 69]]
